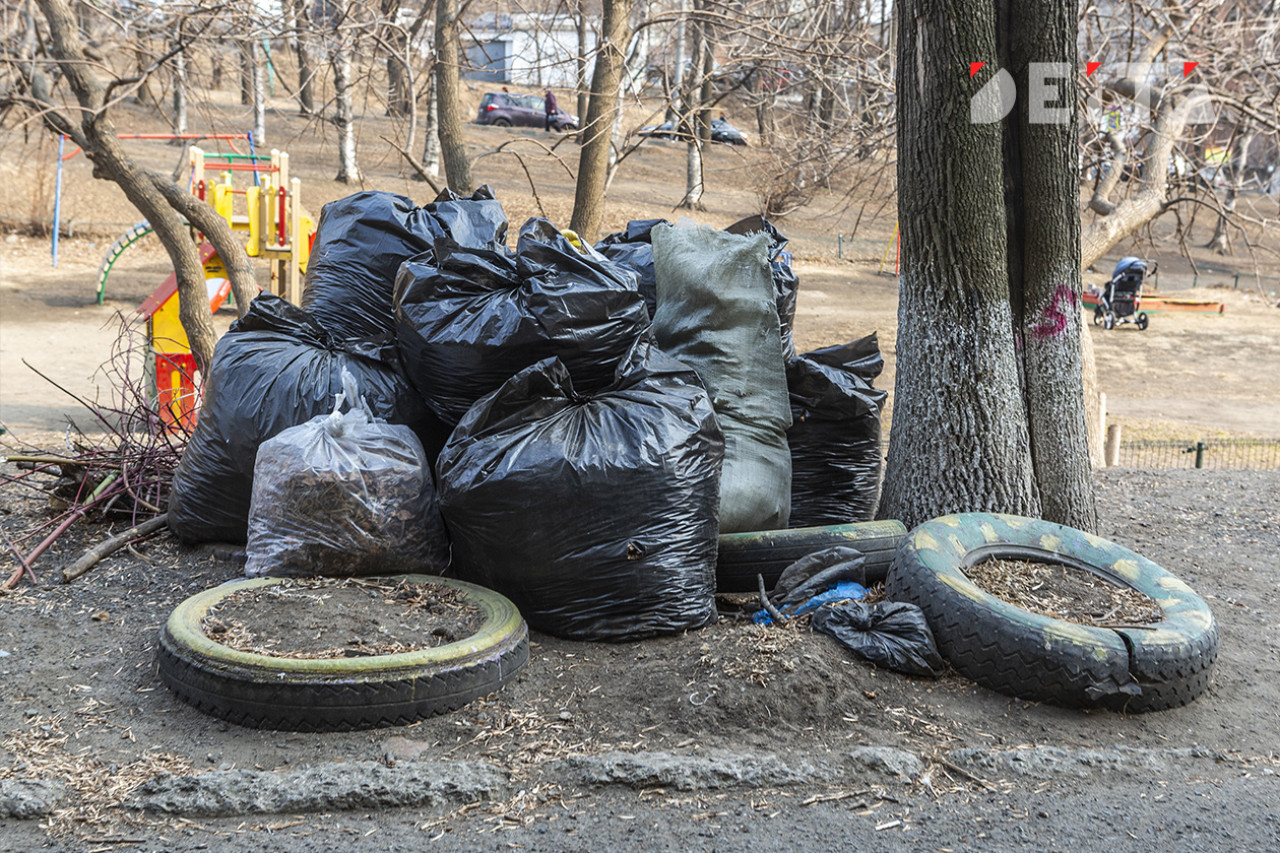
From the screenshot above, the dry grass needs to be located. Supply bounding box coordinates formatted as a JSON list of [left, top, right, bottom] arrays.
[[966, 559, 1163, 627], [0, 714, 194, 836]]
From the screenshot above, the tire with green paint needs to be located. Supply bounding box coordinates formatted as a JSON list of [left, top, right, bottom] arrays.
[[886, 513, 1218, 712], [716, 520, 908, 592], [158, 575, 529, 731]]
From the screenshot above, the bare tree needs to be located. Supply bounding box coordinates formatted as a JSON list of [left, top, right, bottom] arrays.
[[1080, 0, 1280, 270], [881, 0, 1096, 531], [570, 0, 633, 240], [9, 0, 259, 372], [285, 0, 318, 115], [435, 0, 473, 192]]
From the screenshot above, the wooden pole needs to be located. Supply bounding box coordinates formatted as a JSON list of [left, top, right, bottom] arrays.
[[1105, 423, 1122, 468]]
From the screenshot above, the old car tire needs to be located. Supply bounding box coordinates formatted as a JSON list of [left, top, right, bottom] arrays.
[[157, 575, 529, 731], [716, 520, 908, 592], [493, 118, 512, 127], [886, 514, 1218, 712]]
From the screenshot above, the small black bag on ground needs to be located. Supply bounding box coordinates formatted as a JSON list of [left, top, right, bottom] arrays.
[[787, 333, 887, 527], [302, 188, 508, 340], [435, 339, 723, 641], [244, 370, 450, 578], [810, 600, 945, 678], [167, 294, 434, 545], [395, 217, 650, 426], [651, 223, 791, 533], [593, 218, 668, 320], [724, 215, 800, 360]]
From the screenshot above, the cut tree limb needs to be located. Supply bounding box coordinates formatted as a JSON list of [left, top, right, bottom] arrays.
[[61, 514, 169, 584]]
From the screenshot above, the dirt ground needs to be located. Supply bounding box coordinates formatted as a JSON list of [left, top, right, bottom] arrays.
[[0, 466, 1277, 843]]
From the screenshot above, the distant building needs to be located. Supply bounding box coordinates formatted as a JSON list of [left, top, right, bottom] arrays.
[[462, 12, 596, 88]]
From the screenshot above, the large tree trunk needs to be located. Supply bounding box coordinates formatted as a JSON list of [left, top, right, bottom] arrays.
[[435, 0, 473, 193], [878, 0, 1039, 529], [332, 41, 360, 183], [1003, 0, 1097, 531], [570, 0, 631, 240]]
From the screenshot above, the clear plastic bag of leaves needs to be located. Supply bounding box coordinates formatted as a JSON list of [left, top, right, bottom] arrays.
[[245, 370, 450, 578]]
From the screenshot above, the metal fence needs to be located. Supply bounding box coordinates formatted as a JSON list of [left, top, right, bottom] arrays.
[[1116, 438, 1280, 470]]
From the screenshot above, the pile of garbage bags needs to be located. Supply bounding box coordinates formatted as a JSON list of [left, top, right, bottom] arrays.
[[167, 189, 885, 641]]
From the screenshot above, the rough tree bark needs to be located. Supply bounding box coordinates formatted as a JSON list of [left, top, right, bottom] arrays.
[[570, 0, 631, 240], [878, 0, 1040, 529], [1002, 0, 1097, 531], [435, 0, 473, 193], [27, 0, 258, 373]]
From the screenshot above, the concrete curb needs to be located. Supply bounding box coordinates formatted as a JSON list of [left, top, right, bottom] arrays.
[[0, 745, 1245, 820]]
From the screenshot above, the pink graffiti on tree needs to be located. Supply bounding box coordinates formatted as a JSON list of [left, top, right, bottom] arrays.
[[1031, 283, 1078, 340]]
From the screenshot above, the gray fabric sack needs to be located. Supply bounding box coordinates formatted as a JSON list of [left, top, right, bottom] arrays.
[[651, 224, 792, 532]]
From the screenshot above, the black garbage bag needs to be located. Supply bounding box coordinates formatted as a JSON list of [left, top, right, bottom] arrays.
[[436, 339, 723, 641], [810, 600, 945, 678], [167, 294, 436, 545], [395, 217, 650, 426], [787, 333, 888, 526], [725, 215, 800, 360], [593, 218, 668, 319], [301, 188, 507, 340]]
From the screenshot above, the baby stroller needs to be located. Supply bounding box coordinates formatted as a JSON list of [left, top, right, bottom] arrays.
[[1092, 256, 1150, 331]]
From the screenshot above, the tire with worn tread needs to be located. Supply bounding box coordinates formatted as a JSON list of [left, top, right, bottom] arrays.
[[886, 513, 1218, 712], [158, 575, 529, 731], [716, 520, 907, 592]]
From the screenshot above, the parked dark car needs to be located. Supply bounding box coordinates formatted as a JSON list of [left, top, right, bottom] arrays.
[[476, 91, 578, 131], [636, 117, 749, 146]]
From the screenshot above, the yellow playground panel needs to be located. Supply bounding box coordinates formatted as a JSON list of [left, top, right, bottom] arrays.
[[189, 146, 315, 303], [126, 146, 316, 429]]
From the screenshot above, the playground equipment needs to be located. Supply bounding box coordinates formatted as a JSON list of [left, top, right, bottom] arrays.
[[114, 145, 316, 430]]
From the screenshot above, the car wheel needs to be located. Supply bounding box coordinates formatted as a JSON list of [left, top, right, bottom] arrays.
[[716, 520, 908, 592], [886, 513, 1218, 711], [157, 575, 529, 731], [493, 118, 512, 128], [1136, 312, 1150, 331]]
